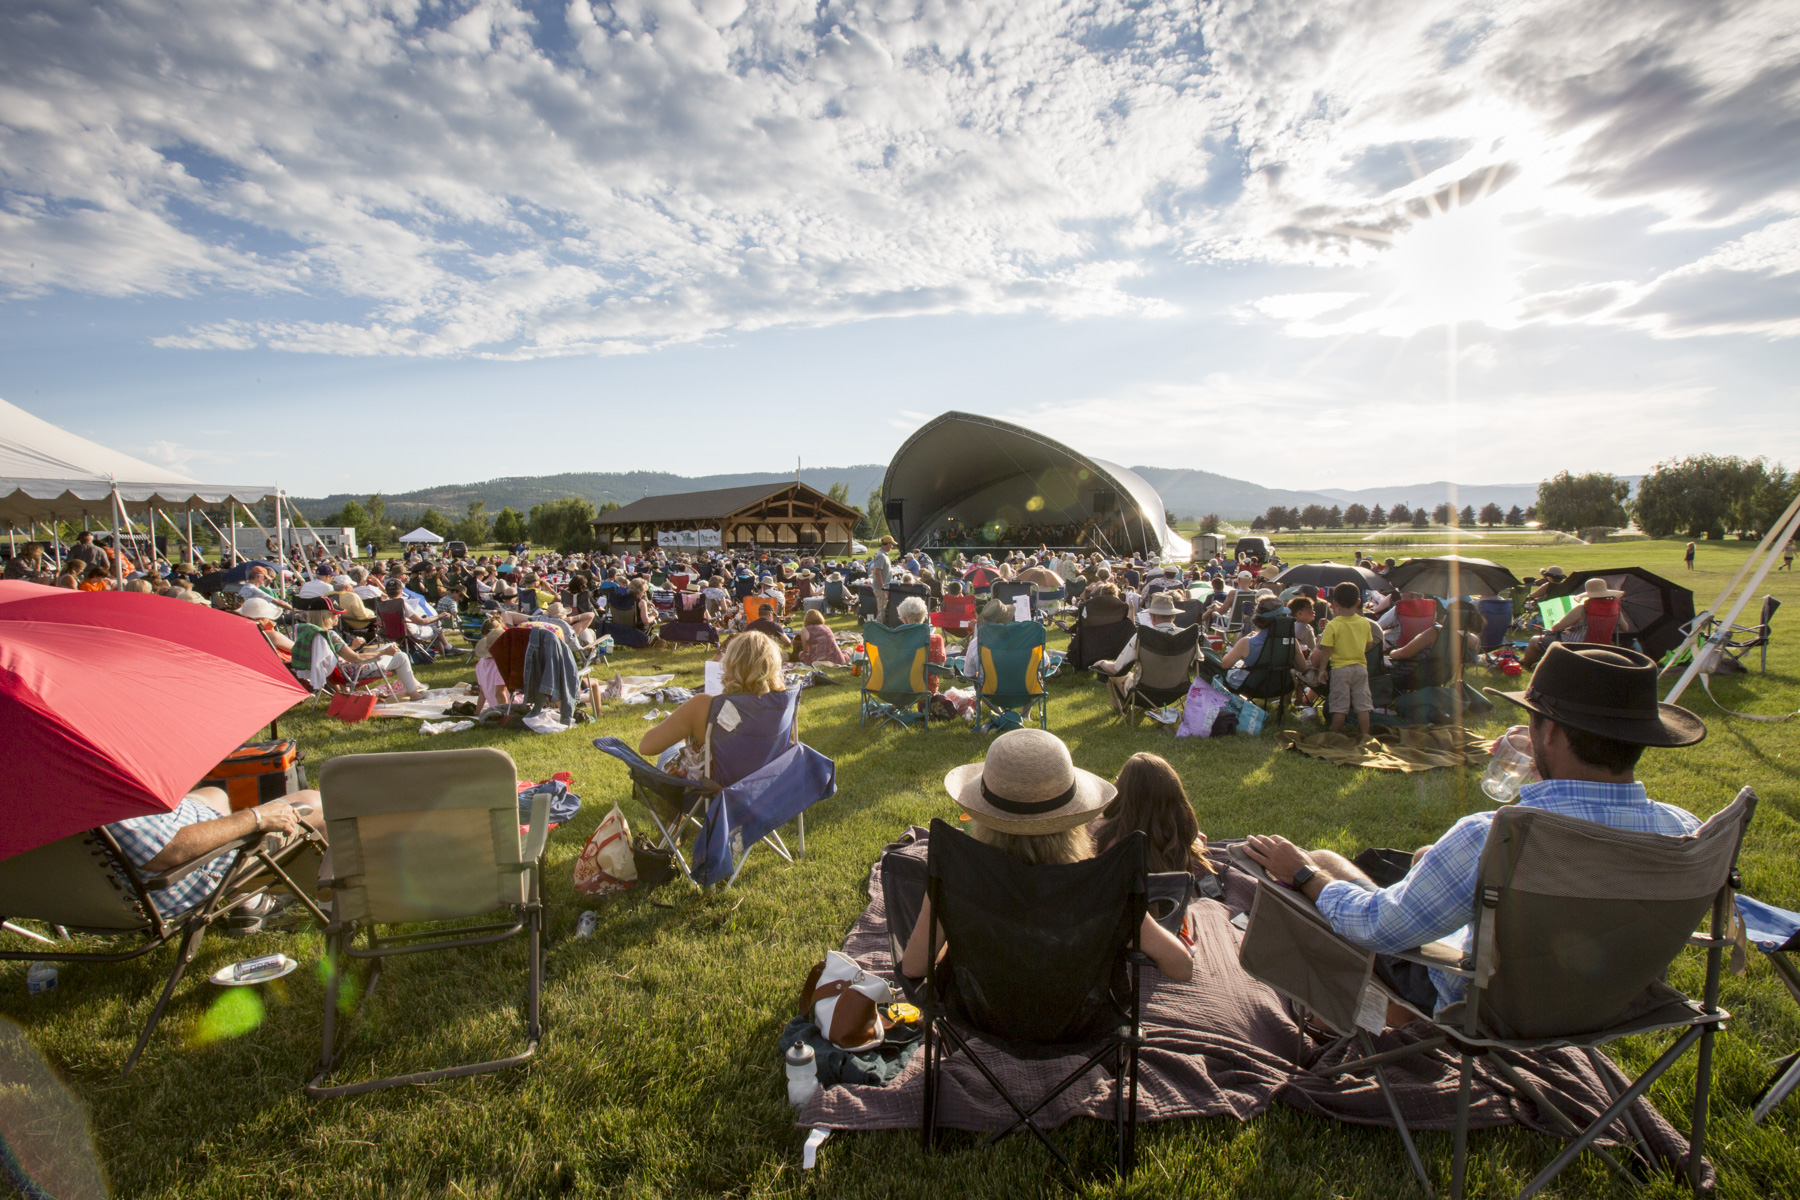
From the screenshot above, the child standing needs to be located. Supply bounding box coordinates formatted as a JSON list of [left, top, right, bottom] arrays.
[[1309, 581, 1378, 739]]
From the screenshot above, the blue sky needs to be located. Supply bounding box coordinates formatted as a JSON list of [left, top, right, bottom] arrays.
[[3, 0, 1797, 497]]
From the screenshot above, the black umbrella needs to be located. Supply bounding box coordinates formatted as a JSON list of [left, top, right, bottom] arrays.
[[1273, 561, 1392, 593], [1549, 568, 1695, 660], [1384, 555, 1522, 597], [219, 559, 281, 585]]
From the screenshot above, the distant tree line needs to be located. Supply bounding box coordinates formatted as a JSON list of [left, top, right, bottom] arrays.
[[1247, 500, 1526, 532]]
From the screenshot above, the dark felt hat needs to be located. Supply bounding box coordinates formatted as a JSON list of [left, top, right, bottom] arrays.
[[1486, 643, 1705, 748]]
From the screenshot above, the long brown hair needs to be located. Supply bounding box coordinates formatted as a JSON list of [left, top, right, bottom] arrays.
[[1094, 753, 1212, 875]]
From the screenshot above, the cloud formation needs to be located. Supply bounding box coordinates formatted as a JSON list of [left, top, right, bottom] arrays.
[[1, 0, 1795, 357]]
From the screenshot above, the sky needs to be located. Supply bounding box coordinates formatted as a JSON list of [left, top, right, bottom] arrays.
[[2, 0, 1797, 497]]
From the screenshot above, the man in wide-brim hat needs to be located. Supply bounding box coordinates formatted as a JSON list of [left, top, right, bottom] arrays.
[[1243, 643, 1707, 1016], [896, 729, 1194, 982]]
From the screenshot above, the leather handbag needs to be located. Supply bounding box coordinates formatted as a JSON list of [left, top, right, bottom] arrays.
[[799, 951, 893, 1051]]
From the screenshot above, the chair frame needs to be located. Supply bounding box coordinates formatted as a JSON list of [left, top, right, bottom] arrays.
[[917, 826, 1147, 1180], [306, 787, 550, 1099], [0, 824, 327, 1076]]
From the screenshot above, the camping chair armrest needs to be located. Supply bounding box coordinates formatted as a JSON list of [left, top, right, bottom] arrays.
[[520, 792, 551, 864], [1389, 939, 1472, 975], [924, 662, 957, 678], [141, 833, 260, 890]]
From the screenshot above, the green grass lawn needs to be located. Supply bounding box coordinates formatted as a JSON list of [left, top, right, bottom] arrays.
[[4, 539, 1798, 1198]]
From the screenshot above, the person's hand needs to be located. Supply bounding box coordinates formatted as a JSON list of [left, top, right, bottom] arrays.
[[254, 800, 302, 838], [1244, 835, 1315, 886]]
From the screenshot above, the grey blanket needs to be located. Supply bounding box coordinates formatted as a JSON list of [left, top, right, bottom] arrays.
[[798, 831, 1708, 1187]]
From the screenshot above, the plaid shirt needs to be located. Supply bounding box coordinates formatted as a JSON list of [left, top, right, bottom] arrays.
[[1316, 779, 1701, 1011], [107, 799, 238, 918]]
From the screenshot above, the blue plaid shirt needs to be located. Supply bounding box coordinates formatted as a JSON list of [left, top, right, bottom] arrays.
[[1315, 779, 1701, 1011], [107, 799, 237, 919]]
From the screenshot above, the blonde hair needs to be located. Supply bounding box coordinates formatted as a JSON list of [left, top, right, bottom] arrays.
[[802, 608, 826, 627], [969, 819, 1093, 866], [719, 631, 785, 696], [629, 577, 648, 597]]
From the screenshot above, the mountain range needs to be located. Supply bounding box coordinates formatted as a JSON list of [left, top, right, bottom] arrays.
[[294, 468, 1619, 523]]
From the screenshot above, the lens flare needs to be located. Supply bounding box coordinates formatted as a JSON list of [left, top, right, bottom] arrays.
[[1386, 202, 1514, 324], [187, 988, 266, 1048]]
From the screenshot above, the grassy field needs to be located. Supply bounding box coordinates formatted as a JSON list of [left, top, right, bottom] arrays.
[[4, 539, 1798, 1199]]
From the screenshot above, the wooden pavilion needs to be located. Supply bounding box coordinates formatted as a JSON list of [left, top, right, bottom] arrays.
[[589, 482, 863, 552]]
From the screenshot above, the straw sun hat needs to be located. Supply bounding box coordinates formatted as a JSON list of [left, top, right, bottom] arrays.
[[944, 729, 1116, 834]]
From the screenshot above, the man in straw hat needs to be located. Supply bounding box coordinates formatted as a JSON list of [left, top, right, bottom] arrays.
[[897, 729, 1193, 982], [1244, 644, 1706, 1015], [1092, 590, 1185, 713], [870, 535, 896, 622], [1519, 576, 1624, 668]]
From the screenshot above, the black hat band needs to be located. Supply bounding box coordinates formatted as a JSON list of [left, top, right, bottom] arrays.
[[981, 779, 1077, 815], [1526, 689, 1656, 722]]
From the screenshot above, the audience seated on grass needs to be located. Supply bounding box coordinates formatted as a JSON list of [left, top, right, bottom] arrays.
[[290, 595, 425, 700], [797, 608, 851, 666], [1091, 752, 1216, 881]]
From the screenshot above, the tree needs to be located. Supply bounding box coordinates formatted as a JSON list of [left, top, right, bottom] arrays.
[[1343, 503, 1370, 528], [1459, 504, 1476, 527], [1411, 507, 1430, 529], [1632, 455, 1790, 539], [1299, 503, 1329, 529], [1250, 514, 1268, 531], [453, 499, 491, 546], [865, 488, 889, 539], [1198, 513, 1222, 534], [327, 499, 379, 552], [1263, 505, 1299, 531], [1537, 471, 1629, 532], [492, 507, 528, 546], [529, 496, 597, 553], [827, 482, 852, 506], [1165, 509, 1179, 527], [417, 508, 451, 536], [1389, 503, 1411, 525], [1368, 504, 1386, 527], [1326, 505, 1344, 528], [1504, 504, 1525, 527], [1432, 502, 1453, 526], [365, 494, 389, 549], [1479, 502, 1504, 528]]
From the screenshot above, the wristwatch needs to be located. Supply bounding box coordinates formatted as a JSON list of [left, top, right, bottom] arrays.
[[1289, 864, 1316, 889]]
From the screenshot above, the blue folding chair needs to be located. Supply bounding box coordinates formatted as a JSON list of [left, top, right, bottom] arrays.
[[1738, 895, 1800, 1123], [593, 690, 835, 889]]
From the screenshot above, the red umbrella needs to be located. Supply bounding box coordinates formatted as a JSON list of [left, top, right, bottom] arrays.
[[0, 581, 307, 860]]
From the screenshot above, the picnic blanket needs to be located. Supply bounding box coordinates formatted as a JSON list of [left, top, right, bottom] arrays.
[[1278, 726, 1495, 772], [799, 829, 1708, 1187], [370, 684, 476, 720]]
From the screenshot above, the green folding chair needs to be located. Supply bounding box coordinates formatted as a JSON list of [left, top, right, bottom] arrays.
[[857, 621, 948, 731], [970, 620, 1053, 731]]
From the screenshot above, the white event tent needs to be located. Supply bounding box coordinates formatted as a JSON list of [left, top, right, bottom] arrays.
[[397, 526, 444, 545], [0, 397, 321, 582]]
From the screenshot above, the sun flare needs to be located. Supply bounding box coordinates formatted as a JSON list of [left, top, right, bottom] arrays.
[[1386, 201, 1515, 325]]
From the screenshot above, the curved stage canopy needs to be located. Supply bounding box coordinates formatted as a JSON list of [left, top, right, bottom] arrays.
[[882, 412, 1185, 559]]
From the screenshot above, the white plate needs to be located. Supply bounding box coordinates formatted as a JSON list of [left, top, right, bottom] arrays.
[[210, 954, 300, 986]]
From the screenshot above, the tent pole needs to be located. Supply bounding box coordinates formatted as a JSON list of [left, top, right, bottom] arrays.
[[275, 491, 286, 578], [229, 503, 238, 565], [110, 485, 124, 588], [186, 510, 195, 566], [1665, 499, 1800, 706], [1661, 490, 1800, 672]]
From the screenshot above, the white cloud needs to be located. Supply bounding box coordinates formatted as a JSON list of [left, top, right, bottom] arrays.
[[1, 0, 1796, 357]]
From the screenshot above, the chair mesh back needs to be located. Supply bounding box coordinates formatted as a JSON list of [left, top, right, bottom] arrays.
[[1133, 623, 1200, 697], [976, 621, 1047, 699], [927, 819, 1145, 1045], [1477, 790, 1753, 1038], [862, 621, 929, 698], [320, 748, 527, 925], [0, 833, 148, 931], [706, 690, 799, 787]]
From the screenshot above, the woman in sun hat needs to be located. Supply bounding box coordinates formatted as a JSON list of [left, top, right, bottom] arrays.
[[897, 729, 1194, 981], [1521, 576, 1624, 667]]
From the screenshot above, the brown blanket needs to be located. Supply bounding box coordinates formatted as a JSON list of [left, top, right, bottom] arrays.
[[1279, 726, 1496, 771], [799, 832, 1708, 1187]]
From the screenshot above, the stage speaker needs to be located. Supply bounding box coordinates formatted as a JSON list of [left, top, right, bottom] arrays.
[[1092, 490, 1116, 514], [884, 499, 905, 523]]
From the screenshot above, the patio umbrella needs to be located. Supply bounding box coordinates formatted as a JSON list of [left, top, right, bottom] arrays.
[[962, 565, 1001, 590], [1548, 568, 1696, 660], [1274, 561, 1392, 594], [1384, 555, 1523, 597], [0, 581, 307, 859], [219, 559, 280, 585]]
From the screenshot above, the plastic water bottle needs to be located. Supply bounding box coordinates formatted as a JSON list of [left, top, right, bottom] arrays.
[[575, 911, 598, 939], [785, 1042, 819, 1109], [26, 963, 57, 995]]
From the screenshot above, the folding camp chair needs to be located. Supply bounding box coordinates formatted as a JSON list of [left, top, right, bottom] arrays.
[[1737, 894, 1800, 1123], [856, 620, 949, 730], [930, 594, 979, 640], [992, 581, 1040, 621], [0, 822, 326, 1075], [1102, 623, 1200, 724], [968, 620, 1053, 731], [1065, 595, 1133, 671], [1233, 611, 1298, 720], [372, 597, 434, 660], [854, 583, 880, 622], [1210, 591, 1255, 639], [308, 748, 550, 1098], [289, 624, 402, 707], [592, 689, 835, 888], [823, 579, 854, 614], [661, 591, 720, 647], [1717, 595, 1780, 674], [882, 582, 931, 626], [1235, 787, 1756, 1199], [913, 819, 1147, 1179], [651, 589, 678, 623]]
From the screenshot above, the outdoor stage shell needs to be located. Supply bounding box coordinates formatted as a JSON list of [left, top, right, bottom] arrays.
[[882, 411, 1187, 558]]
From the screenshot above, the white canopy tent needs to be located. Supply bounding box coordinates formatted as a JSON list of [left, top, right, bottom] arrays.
[[397, 527, 444, 545], [0, 397, 302, 582]]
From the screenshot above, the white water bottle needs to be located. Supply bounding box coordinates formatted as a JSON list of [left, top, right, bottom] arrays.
[[26, 963, 57, 995], [785, 1042, 819, 1110]]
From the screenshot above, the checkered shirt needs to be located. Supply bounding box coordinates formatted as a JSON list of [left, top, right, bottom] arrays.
[[107, 799, 238, 919], [1315, 779, 1701, 1011]]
